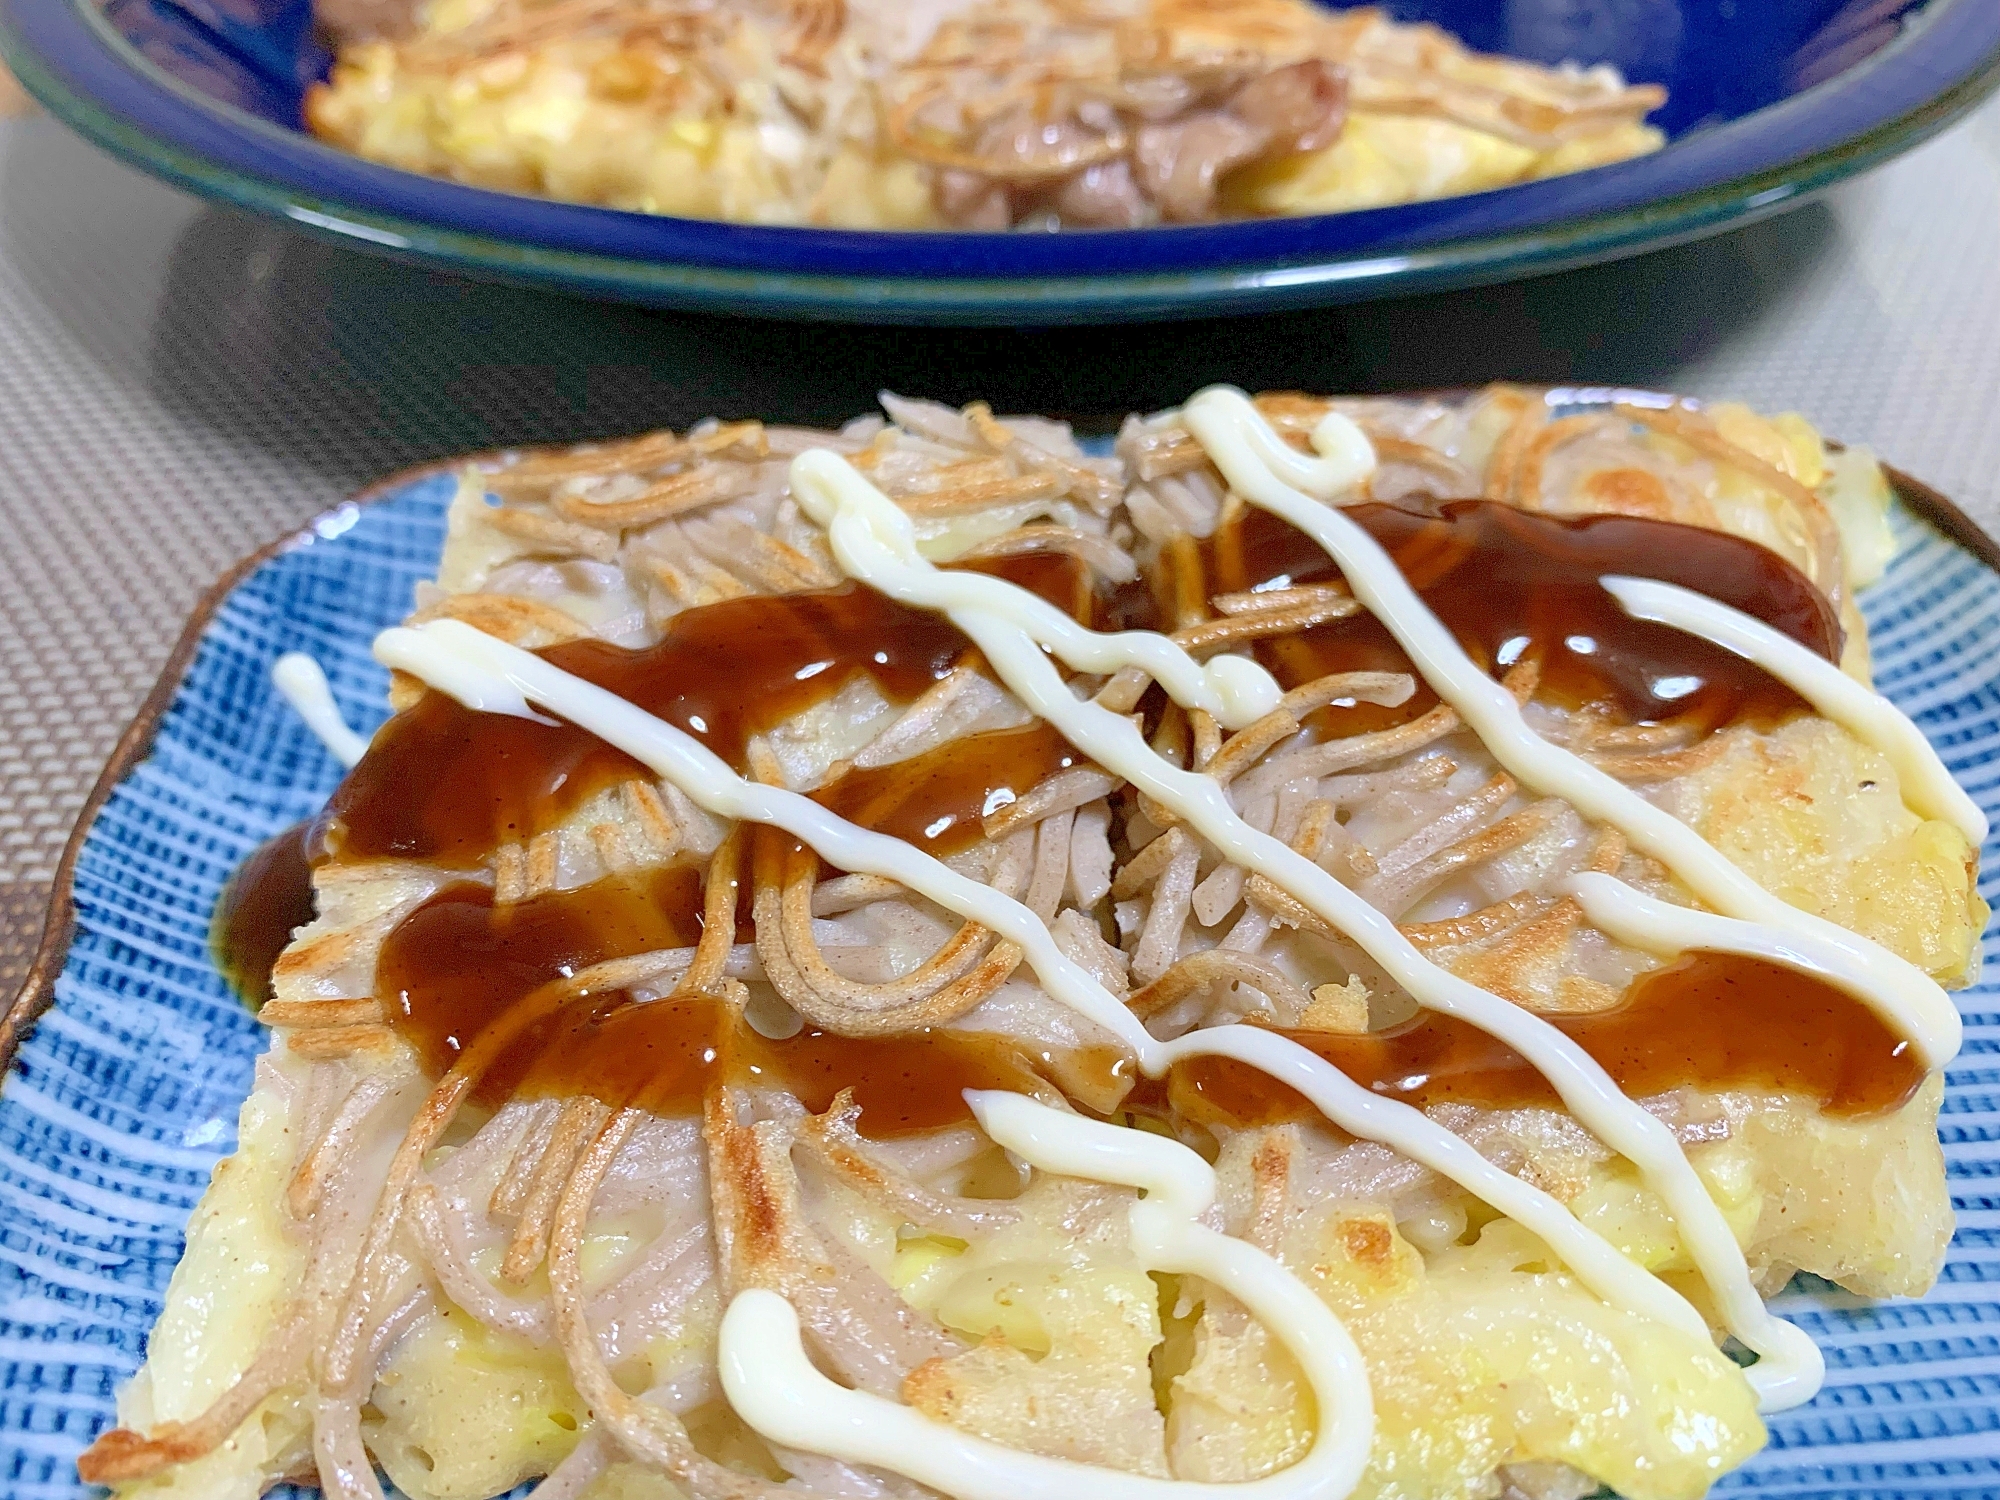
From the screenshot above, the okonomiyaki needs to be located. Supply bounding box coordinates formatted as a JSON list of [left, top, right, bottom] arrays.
[[306, 1, 1666, 228], [81, 386, 1982, 1500]]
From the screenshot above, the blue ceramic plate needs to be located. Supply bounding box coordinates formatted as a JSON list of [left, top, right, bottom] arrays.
[[1, 0, 1998, 322], [1, 449, 1998, 1497]]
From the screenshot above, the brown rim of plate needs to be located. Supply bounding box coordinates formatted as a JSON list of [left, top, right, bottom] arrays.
[[0, 451, 1993, 1076], [0, 451, 470, 1070]]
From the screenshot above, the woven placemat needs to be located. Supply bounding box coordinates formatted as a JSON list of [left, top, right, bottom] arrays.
[[2, 98, 1998, 998]]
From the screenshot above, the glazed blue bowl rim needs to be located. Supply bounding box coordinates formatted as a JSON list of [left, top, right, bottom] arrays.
[[3, 0, 1999, 320]]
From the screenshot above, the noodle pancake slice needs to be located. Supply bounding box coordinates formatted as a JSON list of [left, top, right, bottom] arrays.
[[84, 389, 1978, 1500]]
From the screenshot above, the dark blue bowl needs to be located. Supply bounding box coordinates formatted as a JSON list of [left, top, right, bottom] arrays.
[[3, 0, 1996, 322]]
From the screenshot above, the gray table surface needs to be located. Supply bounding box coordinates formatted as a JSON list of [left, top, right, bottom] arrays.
[[2, 97, 1998, 997]]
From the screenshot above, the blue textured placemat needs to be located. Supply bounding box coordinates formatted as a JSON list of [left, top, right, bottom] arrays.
[[1, 480, 1994, 1498]]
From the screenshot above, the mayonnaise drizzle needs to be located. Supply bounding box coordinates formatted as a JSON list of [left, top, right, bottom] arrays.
[[826, 556, 1282, 729], [1565, 872, 1949, 1062], [1600, 573, 1988, 844], [1180, 387, 1961, 1066], [720, 1090, 1374, 1500], [272, 652, 369, 768], [787, 448, 1822, 1407]]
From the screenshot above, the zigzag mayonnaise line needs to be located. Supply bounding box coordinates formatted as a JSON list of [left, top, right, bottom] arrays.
[[787, 447, 1824, 1408], [721, 1091, 1375, 1500], [1180, 385, 1963, 1069], [797, 555, 1284, 730], [1599, 573, 1988, 844]]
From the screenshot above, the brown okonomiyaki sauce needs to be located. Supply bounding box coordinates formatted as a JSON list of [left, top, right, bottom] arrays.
[[317, 552, 1105, 867], [212, 819, 319, 1008], [813, 721, 1081, 858], [1196, 501, 1842, 737], [1150, 951, 1922, 1125], [373, 869, 1130, 1136]]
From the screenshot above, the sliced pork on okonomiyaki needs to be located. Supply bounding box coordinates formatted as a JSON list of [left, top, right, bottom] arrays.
[[305, 0, 1667, 228], [82, 386, 1980, 1500]]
